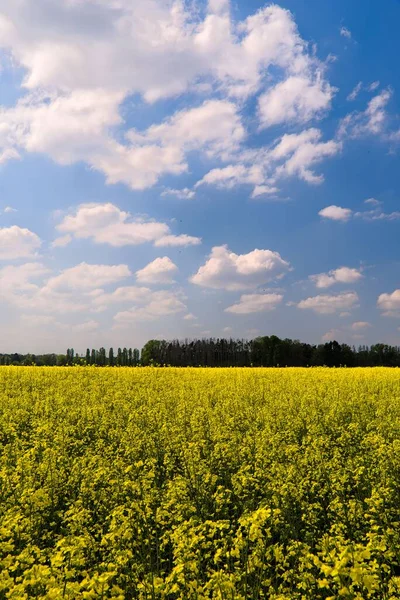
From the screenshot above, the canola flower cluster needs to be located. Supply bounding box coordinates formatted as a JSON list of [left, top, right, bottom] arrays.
[[0, 366, 400, 599]]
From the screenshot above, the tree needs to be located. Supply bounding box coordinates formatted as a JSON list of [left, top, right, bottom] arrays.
[[98, 347, 106, 366], [133, 348, 140, 366], [109, 347, 114, 366], [141, 340, 162, 365]]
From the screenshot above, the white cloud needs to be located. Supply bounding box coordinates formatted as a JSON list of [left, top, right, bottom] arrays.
[[351, 321, 371, 330], [340, 26, 352, 39], [184, 313, 197, 321], [319, 205, 352, 221], [3, 206, 17, 213], [324, 197, 400, 223], [161, 188, 195, 200], [338, 89, 392, 138], [0, 225, 41, 259], [57, 202, 199, 247], [51, 234, 72, 248], [196, 128, 340, 195], [73, 320, 100, 333], [0, 262, 50, 297], [225, 292, 283, 314], [46, 262, 131, 291], [0, 2, 336, 190], [11, 286, 89, 314], [0, 2, 321, 100], [0, 260, 133, 316], [310, 266, 363, 288], [271, 128, 341, 184], [364, 197, 381, 206], [115, 100, 246, 189], [354, 201, 400, 221], [154, 234, 201, 247], [114, 290, 186, 323], [92, 286, 151, 309], [128, 100, 245, 156], [191, 244, 290, 291], [322, 328, 343, 342], [297, 291, 359, 314], [195, 164, 262, 190], [136, 257, 178, 285], [251, 185, 279, 198], [368, 81, 380, 92], [377, 290, 400, 317], [347, 81, 362, 101], [258, 75, 335, 128]]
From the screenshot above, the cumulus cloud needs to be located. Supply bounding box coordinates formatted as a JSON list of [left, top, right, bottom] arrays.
[[319, 205, 352, 221], [354, 200, 400, 221], [0, 262, 50, 297], [46, 262, 131, 291], [196, 164, 263, 190], [136, 257, 178, 285], [258, 75, 335, 128], [0, 260, 132, 315], [154, 234, 201, 247], [116, 100, 245, 188], [0, 225, 41, 260], [0, 1, 336, 191], [92, 286, 152, 309], [377, 290, 400, 317], [161, 188, 196, 200], [196, 128, 340, 195], [72, 320, 100, 333], [191, 244, 290, 291], [338, 89, 392, 138], [310, 266, 363, 288], [297, 291, 359, 314], [114, 290, 187, 323], [351, 321, 371, 330], [57, 202, 200, 247], [225, 293, 283, 314], [322, 329, 343, 342], [319, 198, 400, 224], [51, 234, 72, 248], [364, 197, 381, 206], [184, 313, 197, 321], [270, 128, 341, 184]]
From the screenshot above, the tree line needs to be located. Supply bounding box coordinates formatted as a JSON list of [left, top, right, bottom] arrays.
[[140, 336, 400, 367], [2, 335, 400, 367], [0, 347, 140, 367]]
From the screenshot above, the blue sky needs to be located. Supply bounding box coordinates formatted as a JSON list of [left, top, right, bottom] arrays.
[[0, 0, 400, 353]]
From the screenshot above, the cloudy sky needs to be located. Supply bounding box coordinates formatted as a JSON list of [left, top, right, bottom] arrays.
[[0, 0, 400, 353]]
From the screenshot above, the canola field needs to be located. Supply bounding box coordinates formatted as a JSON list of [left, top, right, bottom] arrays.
[[1, 367, 400, 599]]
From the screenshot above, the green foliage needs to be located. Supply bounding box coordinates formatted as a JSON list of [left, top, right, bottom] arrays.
[[0, 367, 400, 598]]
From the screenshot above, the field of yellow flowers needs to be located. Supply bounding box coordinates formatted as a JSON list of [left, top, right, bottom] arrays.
[[1, 366, 400, 599]]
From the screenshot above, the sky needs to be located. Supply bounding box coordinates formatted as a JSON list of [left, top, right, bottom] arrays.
[[0, 0, 400, 354]]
